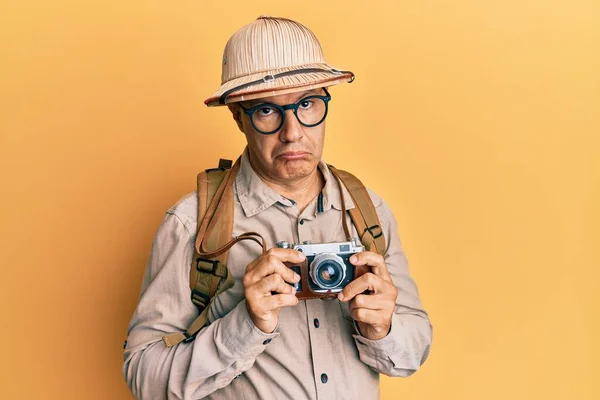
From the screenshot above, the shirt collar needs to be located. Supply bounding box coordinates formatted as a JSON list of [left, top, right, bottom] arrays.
[[235, 148, 354, 218]]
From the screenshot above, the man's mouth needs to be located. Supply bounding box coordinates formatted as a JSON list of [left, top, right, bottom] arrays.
[[278, 151, 309, 160]]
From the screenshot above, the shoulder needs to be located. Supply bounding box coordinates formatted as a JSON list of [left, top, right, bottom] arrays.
[[365, 187, 384, 209], [331, 165, 396, 228], [365, 187, 394, 223], [329, 164, 386, 211], [165, 191, 198, 236], [328, 163, 393, 220]]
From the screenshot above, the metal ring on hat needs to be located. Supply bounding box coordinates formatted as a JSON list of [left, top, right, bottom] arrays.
[[218, 67, 354, 105]]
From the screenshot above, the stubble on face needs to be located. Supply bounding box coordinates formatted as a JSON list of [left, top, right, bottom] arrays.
[[239, 89, 327, 187], [270, 131, 324, 177], [244, 125, 325, 186]]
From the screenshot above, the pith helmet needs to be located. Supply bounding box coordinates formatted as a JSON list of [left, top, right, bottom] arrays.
[[204, 16, 355, 107]]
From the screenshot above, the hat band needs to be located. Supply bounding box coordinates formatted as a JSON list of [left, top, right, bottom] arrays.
[[218, 68, 354, 105]]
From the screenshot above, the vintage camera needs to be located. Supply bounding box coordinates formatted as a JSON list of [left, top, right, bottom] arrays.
[[276, 238, 367, 300]]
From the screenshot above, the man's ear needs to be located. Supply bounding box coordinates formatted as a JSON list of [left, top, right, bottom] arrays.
[[228, 104, 245, 133]]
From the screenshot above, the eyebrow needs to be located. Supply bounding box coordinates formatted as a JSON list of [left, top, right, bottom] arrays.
[[243, 89, 322, 107]]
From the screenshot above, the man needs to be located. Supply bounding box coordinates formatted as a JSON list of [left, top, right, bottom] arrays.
[[123, 15, 432, 400]]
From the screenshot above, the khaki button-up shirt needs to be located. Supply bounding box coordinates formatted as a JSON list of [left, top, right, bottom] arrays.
[[124, 150, 432, 400]]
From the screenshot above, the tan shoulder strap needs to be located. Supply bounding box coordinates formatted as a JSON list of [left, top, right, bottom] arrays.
[[191, 167, 228, 290], [163, 158, 268, 347], [163, 159, 237, 347], [328, 166, 386, 256]]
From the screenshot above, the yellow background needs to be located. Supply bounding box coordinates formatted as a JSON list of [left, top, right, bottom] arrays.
[[1, 1, 598, 399]]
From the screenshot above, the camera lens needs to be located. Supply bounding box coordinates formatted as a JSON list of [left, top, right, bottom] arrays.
[[310, 254, 346, 290], [318, 262, 340, 285]]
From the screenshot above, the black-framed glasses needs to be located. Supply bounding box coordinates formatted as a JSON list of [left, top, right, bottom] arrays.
[[239, 88, 331, 135]]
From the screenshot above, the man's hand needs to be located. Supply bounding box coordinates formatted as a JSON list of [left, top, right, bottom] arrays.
[[243, 248, 304, 334], [338, 252, 398, 341]]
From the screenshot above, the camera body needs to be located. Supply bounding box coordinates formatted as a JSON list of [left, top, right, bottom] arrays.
[[276, 238, 367, 300]]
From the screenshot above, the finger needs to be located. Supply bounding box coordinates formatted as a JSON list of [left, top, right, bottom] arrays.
[[350, 252, 391, 282], [253, 274, 296, 296], [262, 294, 299, 311], [338, 273, 385, 302], [266, 247, 307, 264], [349, 294, 393, 311], [251, 254, 301, 284], [350, 307, 384, 326], [245, 247, 304, 276]]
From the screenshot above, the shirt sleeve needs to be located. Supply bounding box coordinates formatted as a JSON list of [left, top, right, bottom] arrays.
[[352, 193, 433, 377], [123, 211, 278, 400]]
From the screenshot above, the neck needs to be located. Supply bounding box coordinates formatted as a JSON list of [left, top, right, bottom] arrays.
[[279, 169, 325, 212], [250, 162, 325, 213]]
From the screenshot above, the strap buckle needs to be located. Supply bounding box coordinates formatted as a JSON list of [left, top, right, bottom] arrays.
[[196, 257, 227, 278], [183, 331, 198, 344], [262, 74, 275, 83], [196, 257, 219, 273], [191, 288, 210, 309], [363, 225, 383, 240]]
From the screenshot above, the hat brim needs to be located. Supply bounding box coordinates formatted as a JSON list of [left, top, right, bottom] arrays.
[[204, 62, 354, 107]]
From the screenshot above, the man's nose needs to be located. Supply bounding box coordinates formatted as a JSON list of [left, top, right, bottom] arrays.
[[278, 109, 303, 142]]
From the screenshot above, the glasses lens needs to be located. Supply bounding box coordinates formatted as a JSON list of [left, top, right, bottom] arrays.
[[297, 97, 327, 126], [251, 105, 283, 134]]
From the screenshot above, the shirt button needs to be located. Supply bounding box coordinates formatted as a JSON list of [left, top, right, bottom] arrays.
[[321, 373, 328, 384], [314, 318, 320, 328], [299, 219, 305, 225], [262, 339, 272, 345]]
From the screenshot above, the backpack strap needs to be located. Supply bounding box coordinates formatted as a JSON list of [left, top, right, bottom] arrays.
[[328, 166, 386, 256], [162, 158, 240, 347]]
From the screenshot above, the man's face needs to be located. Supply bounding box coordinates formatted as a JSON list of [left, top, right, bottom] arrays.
[[229, 88, 327, 185]]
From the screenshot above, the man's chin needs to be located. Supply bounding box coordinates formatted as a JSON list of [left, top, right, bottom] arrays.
[[275, 158, 317, 180]]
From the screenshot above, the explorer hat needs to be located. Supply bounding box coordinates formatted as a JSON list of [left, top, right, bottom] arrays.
[[204, 16, 355, 107]]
